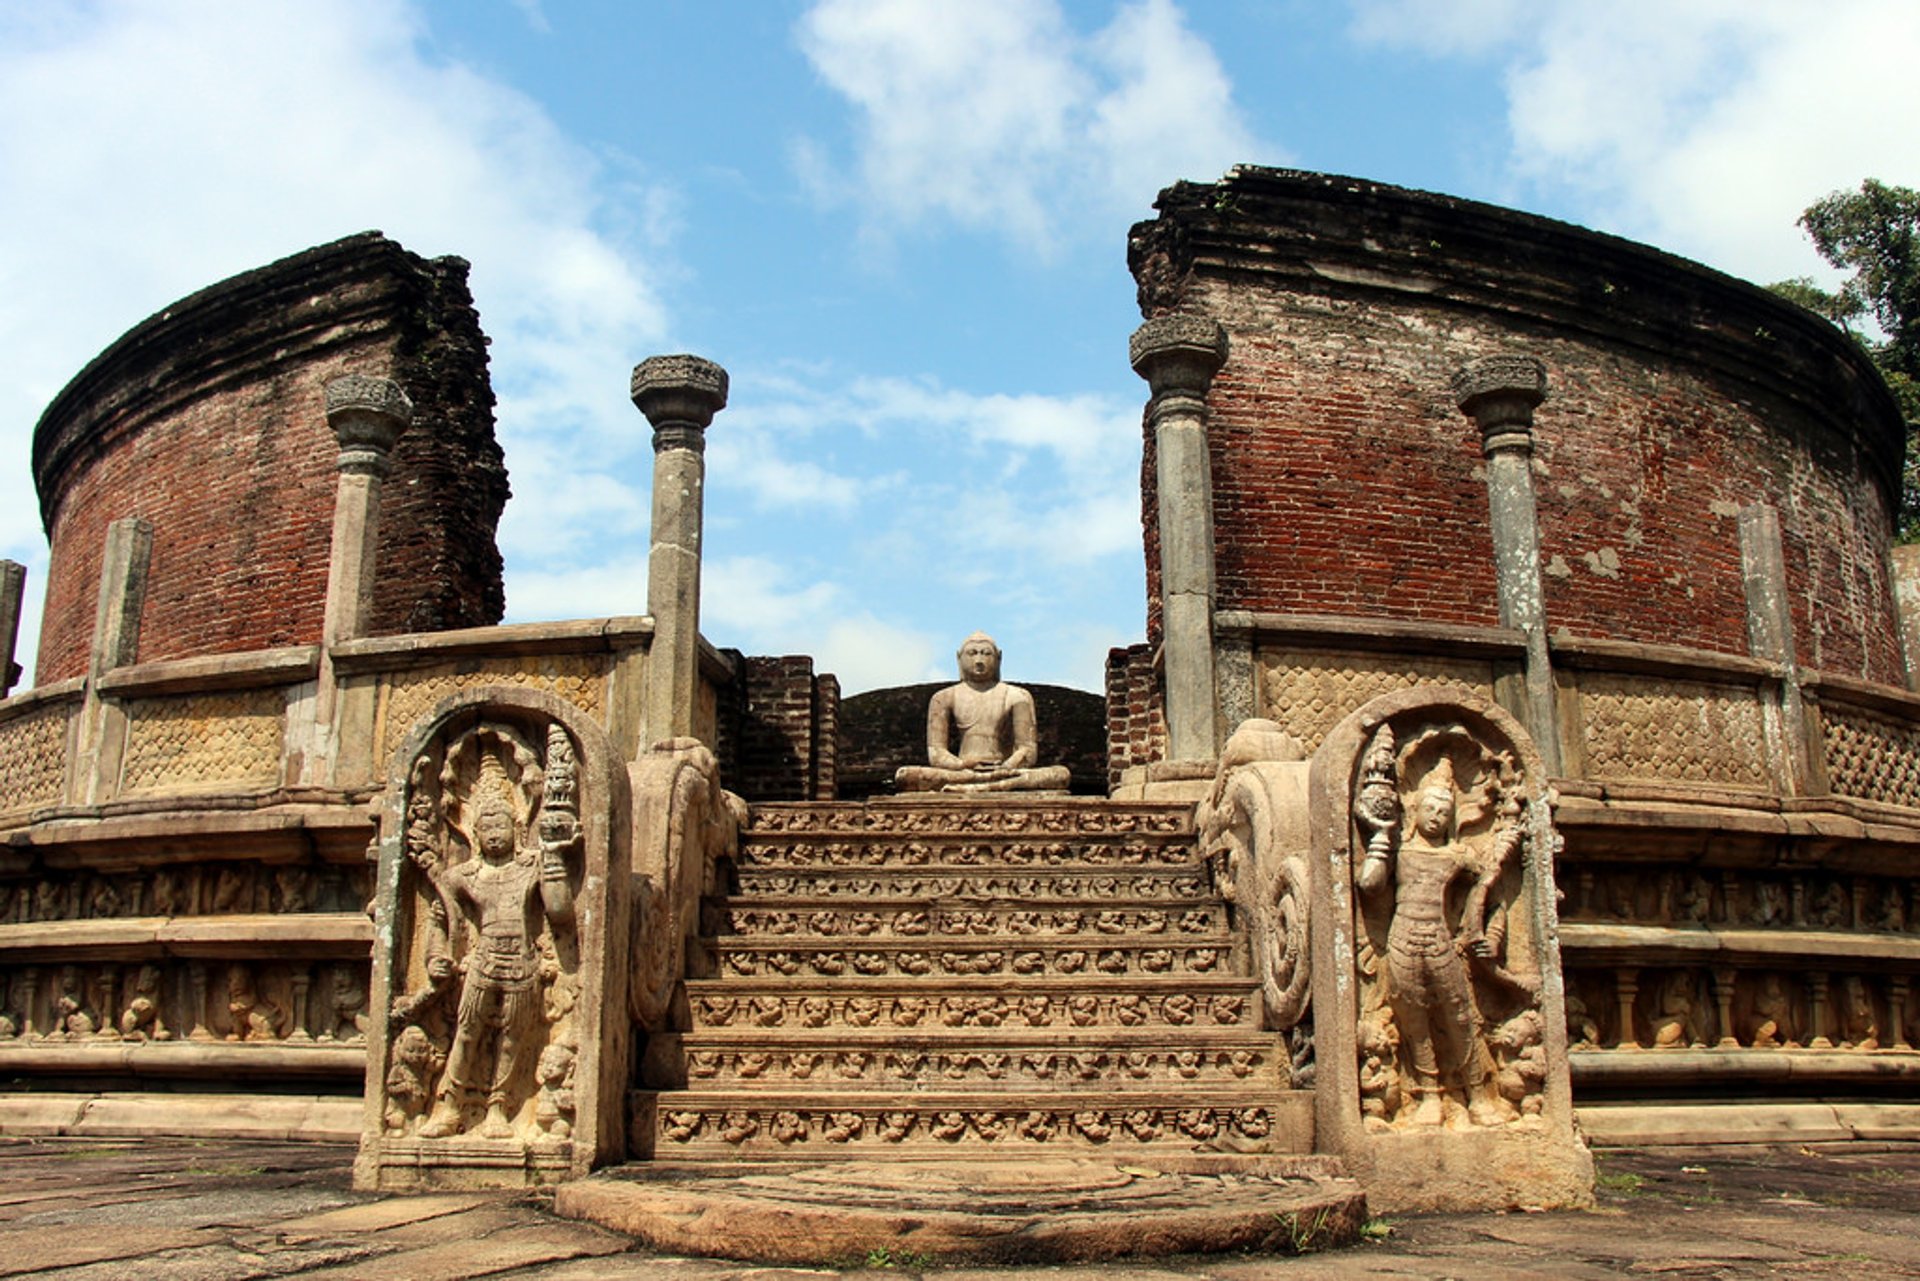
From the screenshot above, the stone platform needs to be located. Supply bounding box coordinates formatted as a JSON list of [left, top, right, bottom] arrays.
[[555, 1155, 1365, 1264]]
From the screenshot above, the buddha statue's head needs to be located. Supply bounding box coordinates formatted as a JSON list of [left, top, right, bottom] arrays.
[[957, 632, 1001, 686]]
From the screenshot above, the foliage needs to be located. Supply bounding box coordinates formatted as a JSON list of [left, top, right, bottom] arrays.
[[1768, 180, 1920, 538]]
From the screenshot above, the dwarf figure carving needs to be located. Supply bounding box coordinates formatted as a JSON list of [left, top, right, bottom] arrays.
[[120, 964, 170, 1041], [225, 964, 284, 1041], [533, 1042, 577, 1139], [317, 965, 369, 1043], [1747, 973, 1795, 1048], [54, 965, 97, 1039], [412, 731, 578, 1141], [384, 1024, 443, 1133]]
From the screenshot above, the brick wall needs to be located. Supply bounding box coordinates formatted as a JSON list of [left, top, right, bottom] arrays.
[[718, 654, 838, 802], [1104, 643, 1165, 792], [1128, 169, 1907, 690], [31, 234, 506, 683]]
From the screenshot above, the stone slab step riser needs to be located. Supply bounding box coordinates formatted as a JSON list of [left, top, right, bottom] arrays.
[[701, 938, 1243, 982], [737, 849, 1202, 875], [685, 981, 1264, 1034], [745, 802, 1193, 839], [730, 870, 1213, 901], [645, 1043, 1285, 1091], [633, 1092, 1308, 1158], [711, 904, 1229, 941]]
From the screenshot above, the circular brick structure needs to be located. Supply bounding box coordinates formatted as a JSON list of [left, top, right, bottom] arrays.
[[30, 233, 509, 682], [1128, 168, 1908, 684]]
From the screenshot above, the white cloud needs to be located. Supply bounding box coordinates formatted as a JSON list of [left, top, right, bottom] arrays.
[[795, 0, 1268, 254], [1347, 0, 1920, 286], [0, 0, 673, 682]]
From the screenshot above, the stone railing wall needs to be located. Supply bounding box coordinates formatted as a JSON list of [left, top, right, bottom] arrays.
[[1226, 612, 1920, 1123], [0, 618, 754, 1108]]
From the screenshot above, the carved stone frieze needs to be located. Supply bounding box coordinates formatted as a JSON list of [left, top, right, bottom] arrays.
[[1823, 700, 1920, 810], [747, 804, 1189, 837], [730, 870, 1210, 900], [379, 658, 606, 763], [1577, 673, 1770, 789], [652, 1100, 1280, 1151], [738, 837, 1192, 870], [0, 862, 370, 923], [0, 704, 70, 812], [0, 958, 366, 1045], [686, 986, 1251, 1032], [671, 1042, 1273, 1088], [119, 689, 284, 792], [1258, 651, 1495, 755], [720, 904, 1217, 939]]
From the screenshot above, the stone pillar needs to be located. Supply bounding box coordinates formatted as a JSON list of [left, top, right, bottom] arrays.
[[632, 355, 728, 746], [1891, 544, 1920, 693], [71, 518, 153, 804], [0, 560, 24, 695], [1454, 356, 1561, 774], [1130, 317, 1228, 763], [1740, 504, 1819, 794], [322, 376, 413, 649]]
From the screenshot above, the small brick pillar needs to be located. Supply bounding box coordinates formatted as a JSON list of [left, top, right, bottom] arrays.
[[633, 355, 728, 745], [1454, 355, 1560, 773], [322, 375, 414, 648], [0, 559, 25, 695], [1131, 316, 1228, 763]]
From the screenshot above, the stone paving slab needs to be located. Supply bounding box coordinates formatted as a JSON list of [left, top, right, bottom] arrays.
[[0, 1137, 1918, 1277]]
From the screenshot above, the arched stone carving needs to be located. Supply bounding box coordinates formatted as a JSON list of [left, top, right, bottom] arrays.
[[1309, 685, 1590, 1212], [357, 688, 629, 1190]]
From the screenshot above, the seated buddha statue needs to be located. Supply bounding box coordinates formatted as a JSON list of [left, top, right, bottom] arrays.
[[894, 632, 1072, 794]]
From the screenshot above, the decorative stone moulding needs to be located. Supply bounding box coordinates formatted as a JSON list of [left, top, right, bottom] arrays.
[[1306, 686, 1592, 1213], [1452, 355, 1546, 457], [357, 687, 631, 1190], [1128, 315, 1229, 399], [325, 374, 414, 474], [631, 355, 729, 453]]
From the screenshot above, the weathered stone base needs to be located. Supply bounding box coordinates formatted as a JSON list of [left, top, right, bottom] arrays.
[[1112, 759, 1215, 802], [555, 1155, 1364, 1264], [1579, 1101, 1920, 1146], [357, 1135, 573, 1191], [0, 1091, 359, 1141], [1349, 1123, 1595, 1214]]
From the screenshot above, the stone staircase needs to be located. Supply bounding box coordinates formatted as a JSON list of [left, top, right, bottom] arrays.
[[630, 797, 1312, 1159]]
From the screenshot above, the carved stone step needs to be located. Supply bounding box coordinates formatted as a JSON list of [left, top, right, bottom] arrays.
[[700, 936, 1242, 981], [632, 1089, 1311, 1158], [556, 1153, 1364, 1266], [711, 902, 1229, 942], [683, 977, 1264, 1032], [745, 800, 1194, 840], [643, 1029, 1284, 1090], [730, 868, 1212, 901], [736, 837, 1200, 872]]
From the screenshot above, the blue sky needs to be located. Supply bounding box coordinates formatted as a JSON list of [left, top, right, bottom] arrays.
[[2, 0, 1916, 693]]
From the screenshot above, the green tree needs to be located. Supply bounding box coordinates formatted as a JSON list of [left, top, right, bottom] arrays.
[[1771, 180, 1920, 536]]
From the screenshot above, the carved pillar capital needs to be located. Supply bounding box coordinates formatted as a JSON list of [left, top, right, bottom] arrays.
[[1454, 355, 1546, 456], [1130, 316, 1228, 405], [632, 355, 729, 454], [325, 375, 413, 476]]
